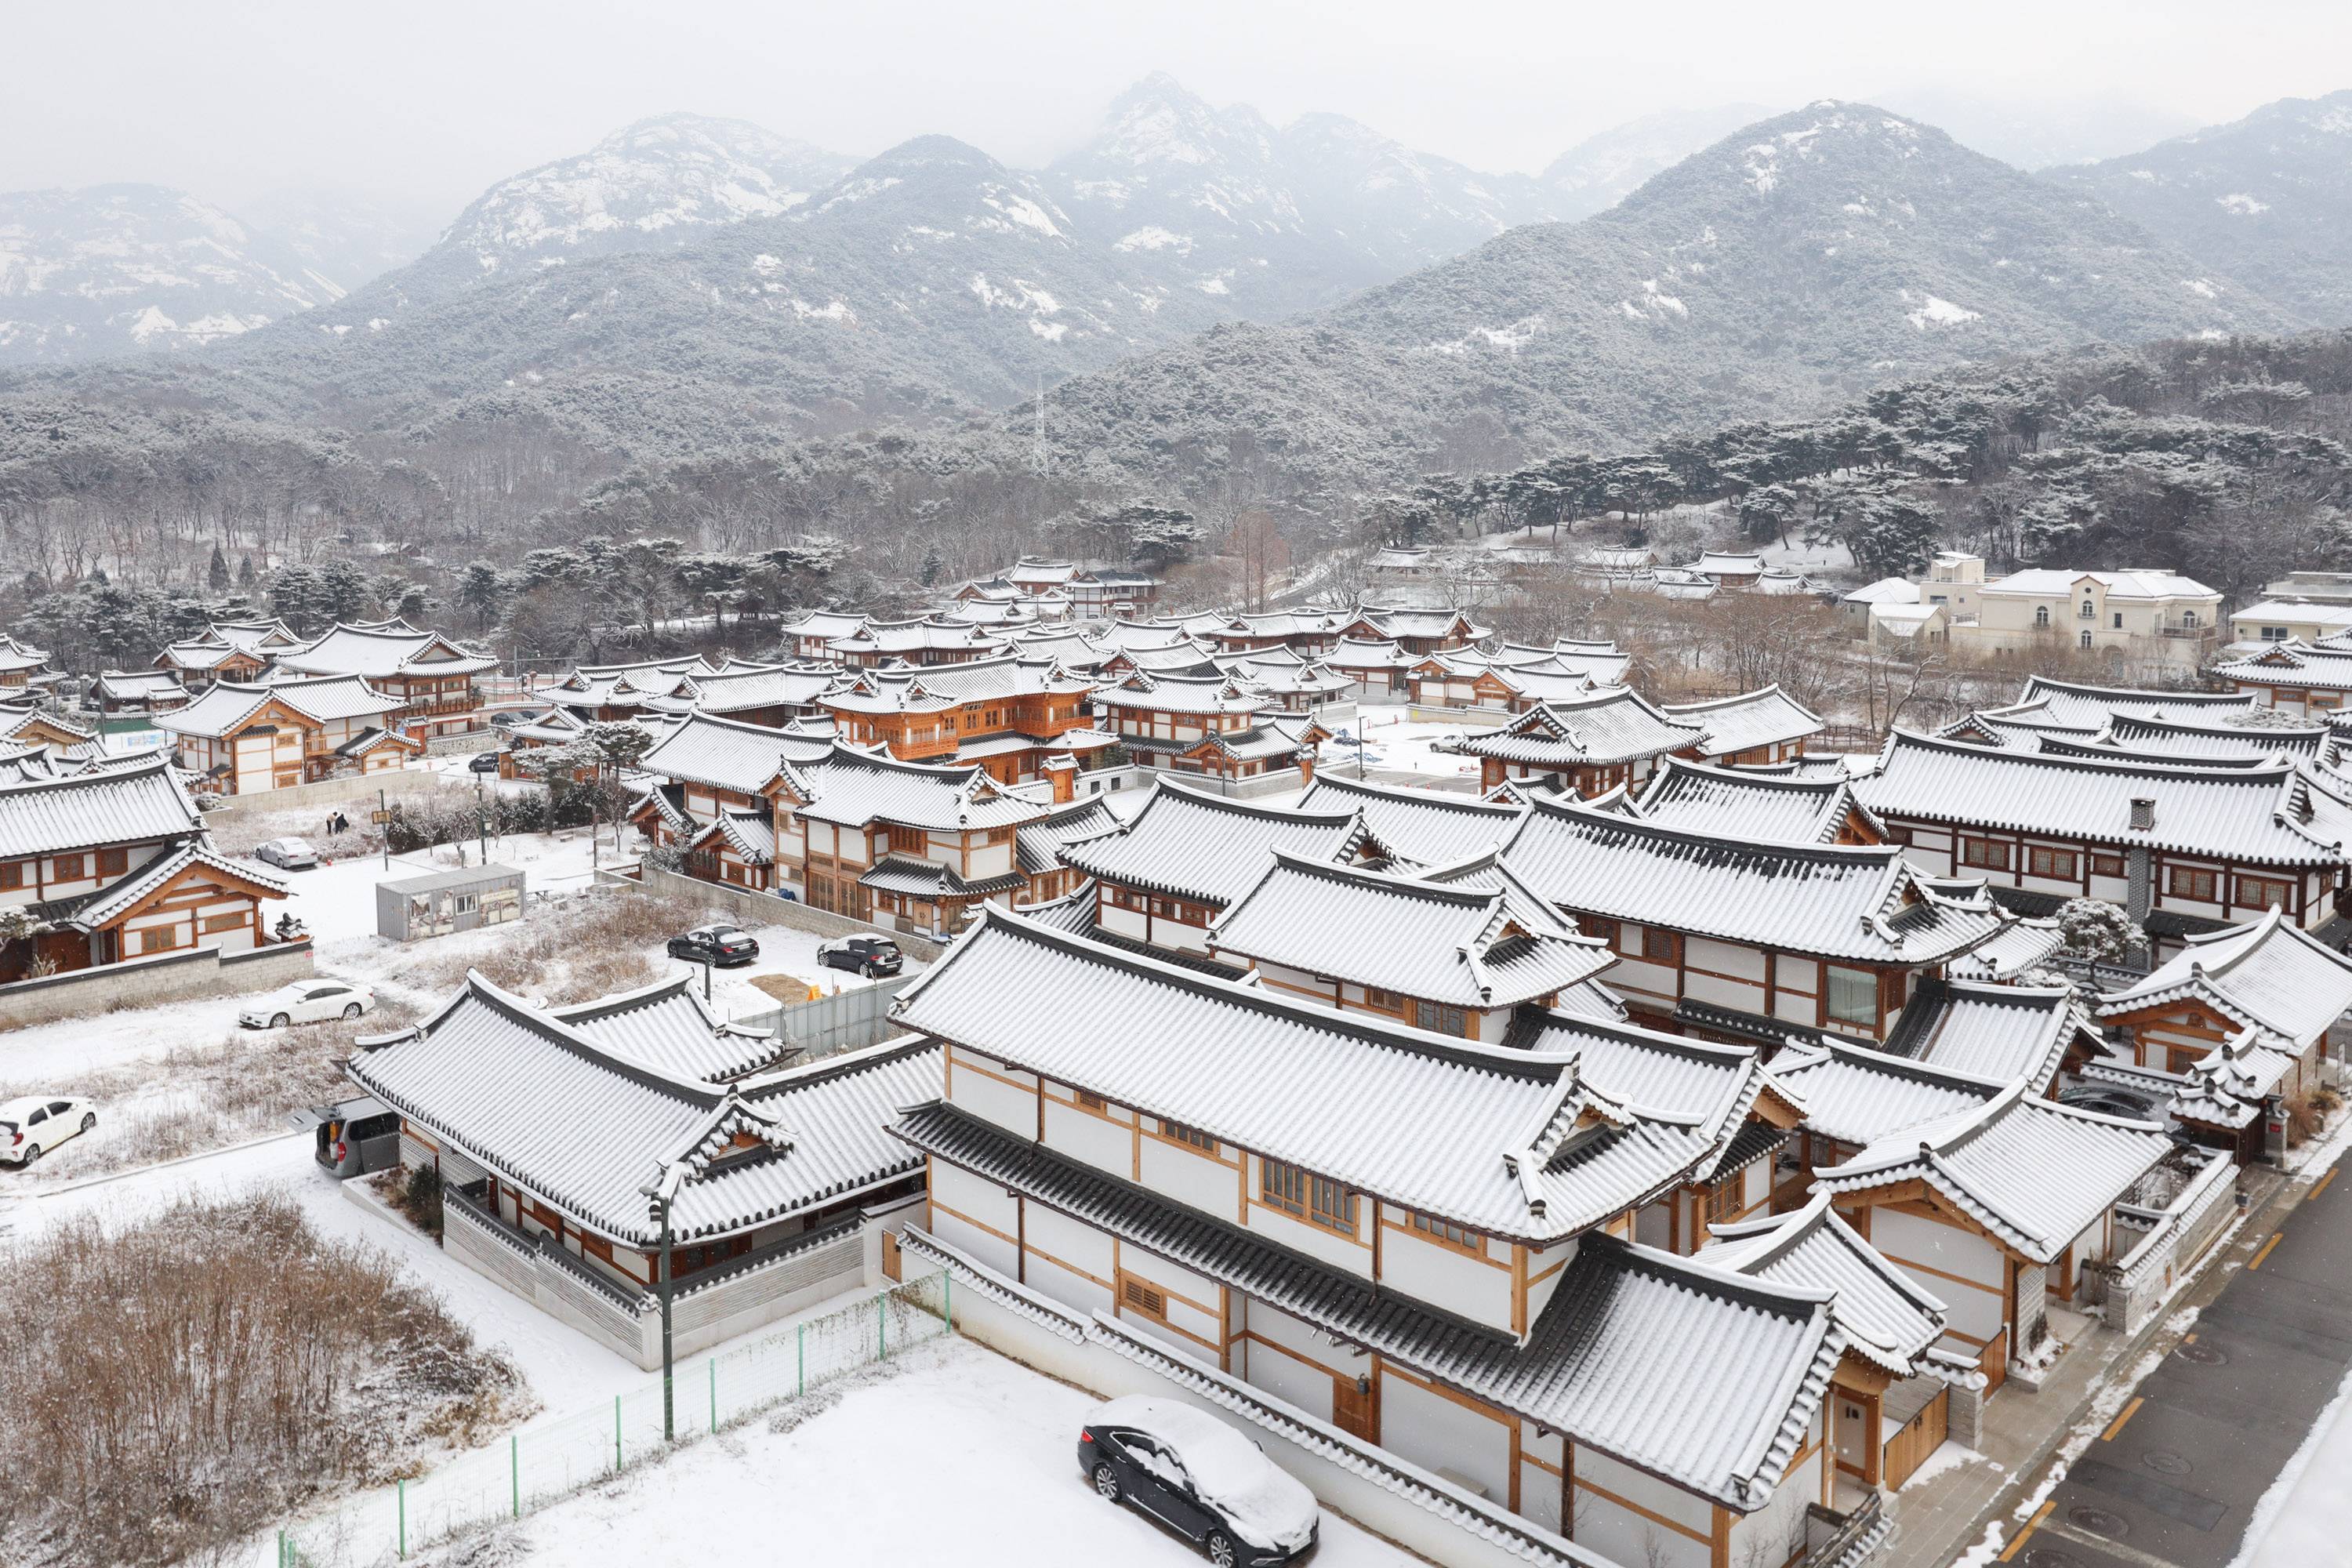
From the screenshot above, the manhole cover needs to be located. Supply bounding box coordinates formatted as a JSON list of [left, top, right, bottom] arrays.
[[2069, 1504, 2131, 1538], [2176, 1340, 2227, 1364], [2144, 1449, 2192, 1475], [2022, 1549, 2083, 1568]]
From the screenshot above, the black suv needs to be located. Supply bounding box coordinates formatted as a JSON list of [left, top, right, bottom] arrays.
[[818, 934, 902, 978], [666, 925, 761, 967]]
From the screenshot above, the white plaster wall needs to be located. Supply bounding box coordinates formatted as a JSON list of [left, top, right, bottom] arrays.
[[1379, 1222, 1513, 1330], [1139, 1137, 1241, 1218], [1042, 1098, 1133, 1178], [1379, 1371, 1514, 1502]]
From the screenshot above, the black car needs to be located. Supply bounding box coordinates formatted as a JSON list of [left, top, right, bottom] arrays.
[[468, 751, 503, 774], [818, 934, 902, 978], [667, 925, 761, 967], [1078, 1398, 1319, 1566]]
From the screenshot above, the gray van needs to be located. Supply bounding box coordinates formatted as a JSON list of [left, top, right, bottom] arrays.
[[292, 1095, 401, 1178]]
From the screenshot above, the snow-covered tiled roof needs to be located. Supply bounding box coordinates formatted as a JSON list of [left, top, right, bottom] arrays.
[[637, 710, 837, 796], [1058, 781, 1374, 906], [1702, 1193, 1976, 1385], [1013, 797, 1123, 878], [1998, 676, 2257, 731], [689, 807, 776, 865], [53, 840, 288, 931], [2093, 712, 2332, 764], [1840, 577, 1922, 605], [550, 975, 789, 1083], [1661, 686, 1825, 760], [1811, 1081, 2169, 1262], [825, 618, 1007, 657], [1945, 917, 2066, 982], [348, 971, 938, 1245], [0, 754, 201, 857], [1441, 689, 1708, 770], [819, 653, 1092, 714], [1294, 775, 1526, 867], [1092, 671, 1265, 717], [892, 906, 1718, 1243], [859, 857, 1025, 901], [1751, 1038, 2008, 1149], [1877, 978, 2093, 1093], [2096, 907, 2352, 1050], [1854, 728, 2352, 867], [2169, 1027, 2303, 1127], [1633, 757, 1881, 846], [274, 622, 496, 680], [1496, 793, 2006, 964], [155, 675, 405, 739], [2213, 638, 2352, 694], [1209, 852, 1610, 1010], [786, 743, 1047, 833], [94, 669, 187, 701], [1323, 637, 1417, 670]]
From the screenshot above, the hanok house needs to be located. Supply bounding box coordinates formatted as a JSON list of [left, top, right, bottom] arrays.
[[1701, 1194, 1988, 1496], [777, 609, 871, 662], [1091, 671, 1265, 771], [891, 907, 1858, 1565], [1205, 851, 1617, 1044], [2211, 635, 2352, 718], [153, 618, 305, 691], [768, 743, 1049, 930], [627, 710, 840, 855], [1333, 604, 1488, 655], [0, 756, 290, 982], [1323, 637, 1418, 699], [346, 968, 938, 1369], [1687, 551, 1768, 589], [1492, 793, 2010, 1046], [269, 619, 499, 740], [1979, 674, 2259, 735], [2093, 909, 2352, 1159], [1211, 650, 1352, 715], [1064, 568, 1163, 615], [1057, 781, 1380, 960], [1809, 1083, 2171, 1392], [93, 669, 190, 717], [539, 656, 717, 721], [640, 661, 843, 728], [1661, 686, 1825, 766], [1439, 689, 1709, 797], [0, 706, 100, 760], [156, 674, 422, 794], [0, 633, 58, 695], [819, 654, 1115, 786], [1853, 728, 2352, 953], [1632, 757, 1886, 847], [1198, 611, 1346, 656], [2038, 711, 2336, 768], [824, 617, 1006, 670]]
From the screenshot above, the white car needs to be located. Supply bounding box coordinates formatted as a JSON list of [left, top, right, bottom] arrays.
[[241, 978, 376, 1029], [254, 836, 320, 869], [0, 1095, 96, 1167]]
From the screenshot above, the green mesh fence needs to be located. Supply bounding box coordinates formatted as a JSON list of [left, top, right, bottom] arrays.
[[274, 1270, 952, 1567]]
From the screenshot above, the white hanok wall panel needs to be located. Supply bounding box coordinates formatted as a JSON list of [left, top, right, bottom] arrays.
[[1377, 1367, 1515, 1504], [1728, 1424, 1821, 1568], [946, 1046, 1036, 1139], [1138, 1133, 1243, 1219], [1871, 1207, 2005, 1348], [1377, 1210, 1513, 1331], [1022, 1203, 1114, 1295], [1240, 1298, 1355, 1420], [1041, 1086, 1134, 1178], [1518, 1420, 1566, 1534], [1571, 1443, 1715, 1568], [927, 1161, 1022, 1277]]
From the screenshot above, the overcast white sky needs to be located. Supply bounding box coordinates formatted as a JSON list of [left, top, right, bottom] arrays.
[[9, 0, 2347, 223]]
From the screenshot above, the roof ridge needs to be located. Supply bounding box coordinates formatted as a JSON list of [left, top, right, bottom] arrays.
[[1886, 726, 2296, 782], [1525, 790, 1904, 866]]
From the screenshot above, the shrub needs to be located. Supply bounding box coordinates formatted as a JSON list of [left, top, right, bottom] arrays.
[[0, 1195, 524, 1566], [405, 1163, 445, 1238]]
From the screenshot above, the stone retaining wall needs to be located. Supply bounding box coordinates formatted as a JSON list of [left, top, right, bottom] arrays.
[[204, 768, 463, 815], [0, 938, 315, 1033], [639, 867, 946, 963]]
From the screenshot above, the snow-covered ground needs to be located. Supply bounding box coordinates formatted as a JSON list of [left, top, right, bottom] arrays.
[[1347, 710, 1483, 784], [423, 1334, 1417, 1568]]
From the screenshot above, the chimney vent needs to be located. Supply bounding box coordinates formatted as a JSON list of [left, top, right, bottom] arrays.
[[2129, 797, 2155, 831]]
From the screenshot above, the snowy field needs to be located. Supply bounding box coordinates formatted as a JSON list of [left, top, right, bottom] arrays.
[[419, 1334, 1418, 1568], [0, 826, 916, 1185]]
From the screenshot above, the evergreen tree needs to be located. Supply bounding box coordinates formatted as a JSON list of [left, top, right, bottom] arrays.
[[207, 543, 230, 593]]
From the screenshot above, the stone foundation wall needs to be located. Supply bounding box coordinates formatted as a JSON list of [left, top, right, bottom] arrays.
[[0, 939, 314, 1034]]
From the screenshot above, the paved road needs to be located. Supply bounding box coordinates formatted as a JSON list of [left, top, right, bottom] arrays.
[[1994, 1149, 2352, 1568]]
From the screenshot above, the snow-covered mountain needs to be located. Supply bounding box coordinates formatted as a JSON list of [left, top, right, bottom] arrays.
[[2045, 89, 2352, 326], [381, 112, 858, 305], [1034, 100, 2297, 475], [0, 184, 341, 365], [1040, 74, 1562, 318], [1538, 104, 1777, 220]]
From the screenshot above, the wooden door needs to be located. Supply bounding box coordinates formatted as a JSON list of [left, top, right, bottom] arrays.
[[1331, 1375, 1377, 1442]]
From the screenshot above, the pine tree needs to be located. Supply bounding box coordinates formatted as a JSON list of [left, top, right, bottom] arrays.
[[237, 556, 256, 589], [207, 543, 231, 593]]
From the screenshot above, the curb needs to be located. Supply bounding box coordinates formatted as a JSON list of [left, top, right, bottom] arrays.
[[30, 1127, 306, 1197]]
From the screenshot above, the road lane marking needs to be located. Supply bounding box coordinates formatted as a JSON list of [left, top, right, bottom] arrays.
[[2249, 1232, 2285, 1271], [2000, 1500, 2056, 1562], [2102, 1396, 2145, 1443], [2310, 1169, 2337, 1201]]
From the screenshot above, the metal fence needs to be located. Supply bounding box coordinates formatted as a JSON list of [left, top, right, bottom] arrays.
[[270, 1270, 953, 1567], [738, 975, 917, 1063]]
